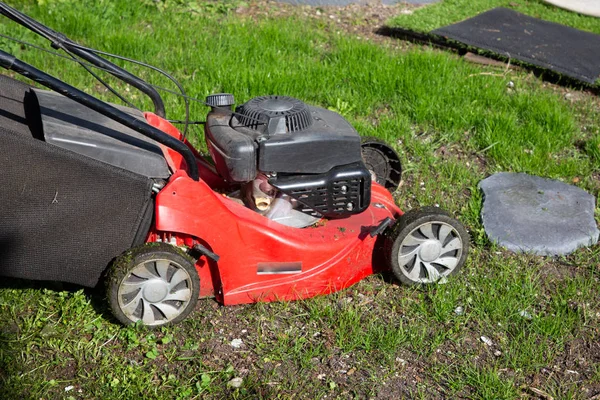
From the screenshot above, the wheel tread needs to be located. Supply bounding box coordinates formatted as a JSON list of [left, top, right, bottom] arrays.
[[105, 243, 200, 327], [385, 208, 469, 286]]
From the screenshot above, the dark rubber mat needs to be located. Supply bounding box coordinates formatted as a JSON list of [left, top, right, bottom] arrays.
[[432, 8, 600, 84]]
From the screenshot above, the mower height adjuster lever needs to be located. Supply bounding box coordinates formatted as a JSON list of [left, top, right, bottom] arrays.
[[369, 217, 394, 238], [191, 243, 220, 263]]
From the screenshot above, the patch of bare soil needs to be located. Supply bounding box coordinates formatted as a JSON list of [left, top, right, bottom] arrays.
[[237, 0, 422, 47]]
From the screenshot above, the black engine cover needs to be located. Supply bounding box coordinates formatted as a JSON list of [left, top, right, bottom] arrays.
[[254, 106, 362, 174], [204, 96, 363, 182]]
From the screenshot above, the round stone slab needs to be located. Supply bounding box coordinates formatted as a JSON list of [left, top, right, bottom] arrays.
[[479, 172, 599, 256]]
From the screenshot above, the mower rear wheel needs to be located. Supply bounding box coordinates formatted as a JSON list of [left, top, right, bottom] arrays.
[[106, 243, 200, 327], [361, 137, 402, 192], [386, 208, 469, 285]]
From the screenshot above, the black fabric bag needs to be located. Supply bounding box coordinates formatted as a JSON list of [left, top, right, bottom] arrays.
[[0, 75, 154, 287]]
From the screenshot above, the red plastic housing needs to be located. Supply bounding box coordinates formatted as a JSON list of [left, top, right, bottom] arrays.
[[144, 113, 402, 305]]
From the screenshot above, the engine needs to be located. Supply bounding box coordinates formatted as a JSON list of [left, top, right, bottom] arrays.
[[204, 94, 371, 227]]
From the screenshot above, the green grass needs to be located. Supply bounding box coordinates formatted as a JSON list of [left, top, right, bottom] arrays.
[[1, 0, 599, 398], [389, 0, 600, 34]]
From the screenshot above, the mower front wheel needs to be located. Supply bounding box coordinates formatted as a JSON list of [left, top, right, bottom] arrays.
[[106, 243, 200, 327], [386, 208, 469, 285]]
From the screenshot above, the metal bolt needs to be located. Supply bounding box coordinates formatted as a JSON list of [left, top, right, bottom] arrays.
[[346, 202, 354, 211], [340, 185, 348, 194]]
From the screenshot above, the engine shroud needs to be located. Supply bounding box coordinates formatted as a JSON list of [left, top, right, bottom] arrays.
[[271, 162, 371, 218], [204, 95, 371, 218]]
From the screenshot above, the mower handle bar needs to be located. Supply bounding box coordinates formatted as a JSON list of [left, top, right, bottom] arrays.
[[0, 1, 166, 118], [0, 50, 200, 181]]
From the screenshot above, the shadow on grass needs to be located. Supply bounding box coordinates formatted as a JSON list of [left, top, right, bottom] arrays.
[[0, 303, 19, 397], [0, 277, 119, 396], [0, 277, 120, 398], [0, 277, 112, 316], [0, 278, 117, 388]]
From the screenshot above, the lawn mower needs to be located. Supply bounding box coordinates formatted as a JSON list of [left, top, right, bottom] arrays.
[[0, 3, 469, 327]]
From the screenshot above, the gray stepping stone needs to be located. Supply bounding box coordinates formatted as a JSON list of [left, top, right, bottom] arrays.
[[479, 172, 599, 256]]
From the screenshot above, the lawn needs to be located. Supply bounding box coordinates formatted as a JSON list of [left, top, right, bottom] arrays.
[[0, 0, 599, 399]]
